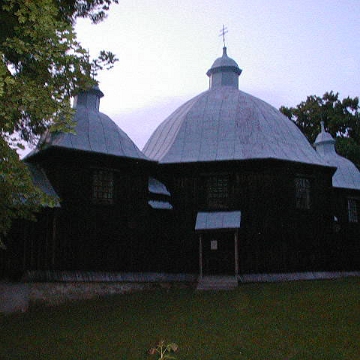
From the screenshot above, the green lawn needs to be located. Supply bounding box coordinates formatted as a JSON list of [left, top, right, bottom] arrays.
[[1, 278, 359, 359]]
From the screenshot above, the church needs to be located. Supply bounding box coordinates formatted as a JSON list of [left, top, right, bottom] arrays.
[[2, 46, 360, 280]]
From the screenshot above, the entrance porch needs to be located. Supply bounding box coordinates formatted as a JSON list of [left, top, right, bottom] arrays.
[[195, 211, 241, 290]]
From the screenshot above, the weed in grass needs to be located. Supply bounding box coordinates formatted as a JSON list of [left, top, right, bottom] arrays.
[[148, 340, 178, 359]]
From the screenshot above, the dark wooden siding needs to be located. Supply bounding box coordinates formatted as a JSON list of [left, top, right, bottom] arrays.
[[160, 159, 338, 274], [329, 188, 360, 270], [3, 154, 359, 278]]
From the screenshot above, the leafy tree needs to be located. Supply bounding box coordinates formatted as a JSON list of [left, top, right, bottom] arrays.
[[0, 0, 118, 246], [280, 91, 360, 167]]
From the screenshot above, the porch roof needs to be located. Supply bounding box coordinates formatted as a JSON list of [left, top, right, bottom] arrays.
[[195, 211, 241, 231]]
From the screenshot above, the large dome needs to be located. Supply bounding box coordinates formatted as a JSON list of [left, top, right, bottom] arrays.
[[143, 49, 328, 167]]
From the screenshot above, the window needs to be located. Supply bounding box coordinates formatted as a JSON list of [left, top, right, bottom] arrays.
[[206, 175, 229, 209], [92, 170, 114, 204], [348, 198, 358, 223], [295, 177, 311, 209]]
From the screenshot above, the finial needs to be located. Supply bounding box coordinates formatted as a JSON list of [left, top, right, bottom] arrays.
[[219, 25, 228, 48], [320, 121, 325, 133]]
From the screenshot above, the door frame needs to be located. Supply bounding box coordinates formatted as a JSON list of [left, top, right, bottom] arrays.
[[199, 230, 239, 278]]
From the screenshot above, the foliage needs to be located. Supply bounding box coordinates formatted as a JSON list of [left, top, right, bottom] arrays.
[[148, 340, 179, 360], [56, 0, 119, 24], [280, 91, 360, 166], [0, 0, 118, 242], [0, 138, 57, 247]]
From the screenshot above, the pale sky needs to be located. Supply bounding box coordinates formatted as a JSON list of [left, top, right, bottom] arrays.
[[75, 0, 360, 149]]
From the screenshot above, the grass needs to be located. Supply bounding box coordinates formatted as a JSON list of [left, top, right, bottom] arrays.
[[0, 278, 359, 359]]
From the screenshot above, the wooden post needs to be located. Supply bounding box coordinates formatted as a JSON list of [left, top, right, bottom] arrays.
[[51, 210, 57, 268], [234, 230, 239, 277], [199, 234, 203, 279], [22, 222, 28, 272]]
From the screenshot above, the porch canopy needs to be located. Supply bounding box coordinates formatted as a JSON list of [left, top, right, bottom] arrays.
[[195, 211, 241, 231]]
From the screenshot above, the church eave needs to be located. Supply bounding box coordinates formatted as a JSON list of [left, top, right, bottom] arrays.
[[25, 145, 155, 165], [157, 157, 336, 173]]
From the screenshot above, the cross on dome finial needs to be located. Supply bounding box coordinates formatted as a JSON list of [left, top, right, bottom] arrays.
[[219, 25, 228, 47]]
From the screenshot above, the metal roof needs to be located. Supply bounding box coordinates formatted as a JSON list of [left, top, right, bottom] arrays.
[[195, 211, 241, 231], [27, 87, 148, 161], [206, 47, 242, 76], [148, 177, 171, 196], [315, 126, 360, 190], [143, 86, 330, 167], [26, 163, 60, 207], [148, 200, 173, 210]]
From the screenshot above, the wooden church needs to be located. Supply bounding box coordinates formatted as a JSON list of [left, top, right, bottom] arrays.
[[2, 47, 360, 280]]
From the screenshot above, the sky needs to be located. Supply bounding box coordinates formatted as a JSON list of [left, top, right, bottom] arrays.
[[74, 0, 360, 149]]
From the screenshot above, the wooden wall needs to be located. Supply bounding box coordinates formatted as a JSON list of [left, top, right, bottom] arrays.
[[2, 154, 359, 278], [159, 159, 348, 274]]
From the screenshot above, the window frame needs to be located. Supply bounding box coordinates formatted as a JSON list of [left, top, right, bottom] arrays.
[[205, 174, 230, 210], [92, 169, 115, 205], [295, 177, 311, 210], [347, 198, 359, 223]]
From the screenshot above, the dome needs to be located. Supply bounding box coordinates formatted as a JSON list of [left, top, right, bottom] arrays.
[[206, 47, 241, 89], [207, 47, 242, 75], [314, 123, 360, 190], [27, 86, 147, 161], [314, 122, 336, 146], [143, 50, 329, 167]]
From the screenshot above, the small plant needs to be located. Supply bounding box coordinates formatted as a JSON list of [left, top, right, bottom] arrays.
[[148, 340, 179, 359]]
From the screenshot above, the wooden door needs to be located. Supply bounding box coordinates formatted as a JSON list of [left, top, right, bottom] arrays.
[[203, 232, 235, 275]]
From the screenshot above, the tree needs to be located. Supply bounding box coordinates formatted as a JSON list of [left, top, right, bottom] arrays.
[[0, 0, 118, 245], [280, 91, 360, 167]]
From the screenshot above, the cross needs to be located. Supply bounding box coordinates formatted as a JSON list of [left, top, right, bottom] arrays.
[[219, 25, 228, 47]]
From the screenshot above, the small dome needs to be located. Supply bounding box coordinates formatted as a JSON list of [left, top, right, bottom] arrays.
[[314, 122, 336, 146], [27, 86, 147, 161], [73, 85, 104, 111], [206, 47, 242, 89], [314, 123, 360, 190], [207, 47, 242, 74]]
